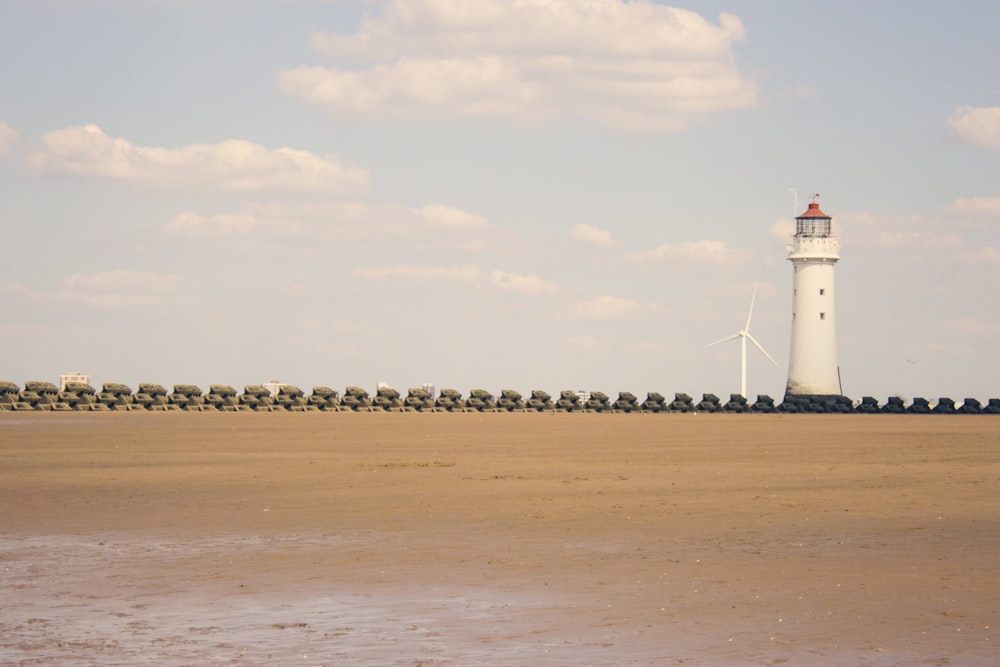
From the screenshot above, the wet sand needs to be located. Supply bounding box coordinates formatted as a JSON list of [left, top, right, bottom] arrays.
[[1, 412, 997, 666]]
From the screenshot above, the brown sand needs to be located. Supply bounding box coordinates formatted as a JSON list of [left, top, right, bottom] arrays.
[[1, 412, 997, 666]]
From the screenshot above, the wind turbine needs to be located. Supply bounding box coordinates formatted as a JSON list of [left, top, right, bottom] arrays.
[[706, 285, 779, 399]]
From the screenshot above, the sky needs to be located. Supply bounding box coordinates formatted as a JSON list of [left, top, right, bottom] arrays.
[[2, 0, 999, 402]]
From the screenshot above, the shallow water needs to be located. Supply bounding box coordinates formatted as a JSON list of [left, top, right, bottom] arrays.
[[4, 532, 967, 667], [1, 534, 677, 666]]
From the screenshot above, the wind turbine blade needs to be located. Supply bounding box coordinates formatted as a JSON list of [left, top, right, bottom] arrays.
[[705, 333, 740, 348], [746, 333, 779, 367], [744, 284, 757, 332]]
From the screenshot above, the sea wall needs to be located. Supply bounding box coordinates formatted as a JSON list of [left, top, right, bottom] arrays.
[[1, 381, 997, 414]]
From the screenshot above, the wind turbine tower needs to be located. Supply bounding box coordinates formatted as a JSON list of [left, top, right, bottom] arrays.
[[785, 195, 842, 399], [707, 285, 779, 399]]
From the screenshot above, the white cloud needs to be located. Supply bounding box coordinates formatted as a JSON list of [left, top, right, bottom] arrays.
[[841, 211, 963, 249], [351, 265, 559, 293], [770, 218, 795, 242], [352, 264, 484, 283], [490, 270, 558, 294], [630, 239, 744, 265], [943, 196, 1000, 217], [50, 292, 159, 308], [60, 270, 180, 293], [180, 202, 417, 241], [566, 295, 660, 320], [279, 59, 544, 121], [279, 1, 757, 132], [571, 223, 613, 246], [857, 230, 963, 250], [29, 124, 370, 194], [0, 322, 51, 338], [166, 211, 277, 238], [777, 83, 821, 101], [0, 281, 29, 295], [960, 247, 1000, 263], [310, 1, 746, 61], [0, 122, 18, 155], [415, 204, 490, 229], [569, 335, 601, 351], [167, 202, 498, 243], [946, 317, 1000, 336], [303, 318, 377, 336], [948, 106, 1000, 152], [36, 270, 182, 308]]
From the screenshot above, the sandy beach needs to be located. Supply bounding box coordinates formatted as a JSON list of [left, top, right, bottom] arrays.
[[1, 412, 997, 666]]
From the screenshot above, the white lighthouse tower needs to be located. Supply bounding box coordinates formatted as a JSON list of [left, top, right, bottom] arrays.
[[785, 195, 842, 398]]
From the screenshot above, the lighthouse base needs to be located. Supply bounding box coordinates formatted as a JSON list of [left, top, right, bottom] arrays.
[[780, 393, 853, 414]]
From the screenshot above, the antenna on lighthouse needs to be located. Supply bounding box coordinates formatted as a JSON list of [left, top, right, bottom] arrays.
[[706, 284, 780, 399]]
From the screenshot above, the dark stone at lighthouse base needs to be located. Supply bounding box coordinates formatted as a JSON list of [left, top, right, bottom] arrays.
[[779, 394, 853, 414]]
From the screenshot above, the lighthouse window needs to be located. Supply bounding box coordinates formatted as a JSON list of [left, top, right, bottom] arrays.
[[819, 288, 825, 296], [820, 312, 826, 320], [796, 219, 831, 236]]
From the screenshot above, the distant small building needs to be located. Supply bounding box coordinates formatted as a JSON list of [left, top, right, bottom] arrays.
[[422, 383, 436, 400], [263, 380, 285, 397], [60, 372, 90, 391], [377, 381, 394, 392]]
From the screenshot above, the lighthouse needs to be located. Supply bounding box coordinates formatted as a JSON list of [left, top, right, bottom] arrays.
[[785, 196, 842, 399]]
